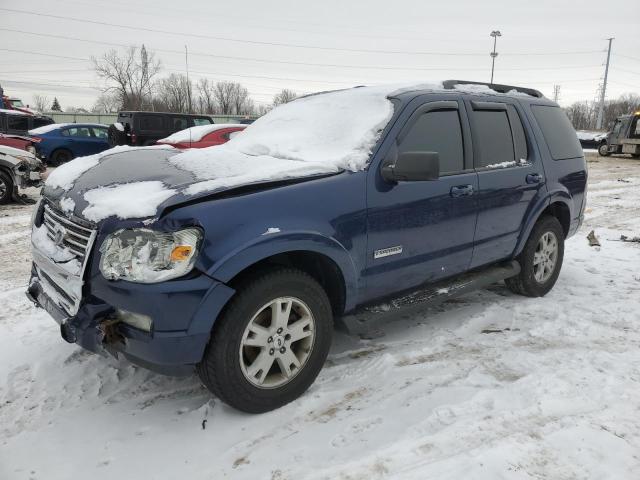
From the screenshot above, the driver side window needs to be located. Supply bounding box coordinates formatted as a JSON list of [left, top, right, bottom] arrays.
[[398, 109, 464, 175]]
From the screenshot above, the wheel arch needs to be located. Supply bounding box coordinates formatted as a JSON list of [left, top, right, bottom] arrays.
[[207, 234, 358, 316], [514, 194, 571, 257]]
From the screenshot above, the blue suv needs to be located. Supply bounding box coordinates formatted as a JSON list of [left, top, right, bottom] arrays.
[[27, 81, 587, 412]]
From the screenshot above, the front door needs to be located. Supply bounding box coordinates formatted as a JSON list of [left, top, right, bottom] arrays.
[[465, 98, 547, 269], [363, 97, 479, 302]]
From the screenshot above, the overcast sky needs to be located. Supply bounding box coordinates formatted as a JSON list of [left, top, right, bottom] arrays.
[[1, 0, 639, 110]]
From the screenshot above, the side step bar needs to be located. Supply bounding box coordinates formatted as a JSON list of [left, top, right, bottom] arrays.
[[337, 261, 520, 336]]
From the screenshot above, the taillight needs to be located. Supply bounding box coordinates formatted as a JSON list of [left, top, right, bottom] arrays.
[[30, 136, 42, 143], [131, 133, 137, 144]]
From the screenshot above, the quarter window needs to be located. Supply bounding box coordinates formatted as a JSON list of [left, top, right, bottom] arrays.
[[138, 114, 164, 131], [170, 116, 189, 132], [531, 105, 583, 160], [398, 109, 464, 174]]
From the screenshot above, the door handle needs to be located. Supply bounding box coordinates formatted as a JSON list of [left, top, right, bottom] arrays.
[[450, 184, 474, 197], [526, 173, 543, 184]]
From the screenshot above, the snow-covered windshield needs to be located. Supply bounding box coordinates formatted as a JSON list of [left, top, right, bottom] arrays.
[[169, 84, 435, 195]]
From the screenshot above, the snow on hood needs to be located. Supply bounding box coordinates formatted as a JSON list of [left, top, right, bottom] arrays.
[[81, 181, 177, 222], [45, 145, 171, 191], [158, 124, 245, 144]]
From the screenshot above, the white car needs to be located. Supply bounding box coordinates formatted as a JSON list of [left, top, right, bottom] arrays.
[[0, 145, 44, 203]]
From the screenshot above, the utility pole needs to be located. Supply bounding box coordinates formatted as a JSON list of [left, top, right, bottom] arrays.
[[490, 30, 501, 84], [596, 37, 614, 130], [185, 44, 192, 114], [552, 85, 561, 103]]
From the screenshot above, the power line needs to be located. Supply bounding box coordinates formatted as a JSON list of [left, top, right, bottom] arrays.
[[615, 53, 640, 63], [612, 67, 640, 77], [0, 29, 607, 75], [0, 8, 604, 58]]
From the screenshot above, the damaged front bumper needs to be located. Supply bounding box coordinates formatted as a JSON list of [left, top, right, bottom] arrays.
[[14, 161, 44, 189], [26, 262, 235, 376]]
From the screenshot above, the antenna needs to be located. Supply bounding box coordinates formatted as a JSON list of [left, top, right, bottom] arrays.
[[185, 44, 192, 147]]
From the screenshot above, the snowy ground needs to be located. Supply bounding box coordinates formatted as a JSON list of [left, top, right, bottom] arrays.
[[1, 153, 640, 479]]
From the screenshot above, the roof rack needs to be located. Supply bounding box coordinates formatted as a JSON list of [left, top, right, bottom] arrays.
[[443, 80, 544, 98]]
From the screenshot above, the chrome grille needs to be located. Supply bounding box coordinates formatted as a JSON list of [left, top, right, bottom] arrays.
[[43, 204, 94, 261]]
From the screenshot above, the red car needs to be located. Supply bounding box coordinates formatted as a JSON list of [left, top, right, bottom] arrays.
[[156, 124, 246, 149], [0, 133, 39, 155]]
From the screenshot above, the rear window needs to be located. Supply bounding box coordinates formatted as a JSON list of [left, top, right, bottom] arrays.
[[532, 105, 582, 160]]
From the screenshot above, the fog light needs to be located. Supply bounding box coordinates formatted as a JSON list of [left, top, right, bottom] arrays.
[[116, 309, 153, 332]]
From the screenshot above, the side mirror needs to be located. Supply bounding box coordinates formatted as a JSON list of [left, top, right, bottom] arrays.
[[381, 151, 440, 182]]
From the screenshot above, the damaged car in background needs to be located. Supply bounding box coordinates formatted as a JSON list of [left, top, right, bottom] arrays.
[[0, 144, 45, 203]]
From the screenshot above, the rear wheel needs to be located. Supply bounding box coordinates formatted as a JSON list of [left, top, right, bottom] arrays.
[[197, 268, 333, 413], [506, 216, 564, 297], [598, 143, 610, 156], [0, 171, 14, 204], [50, 149, 73, 167]]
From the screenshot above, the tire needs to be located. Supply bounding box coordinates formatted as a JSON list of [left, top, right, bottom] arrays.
[[50, 149, 73, 167], [0, 171, 14, 204], [598, 143, 610, 156], [197, 268, 333, 413], [505, 215, 565, 297]]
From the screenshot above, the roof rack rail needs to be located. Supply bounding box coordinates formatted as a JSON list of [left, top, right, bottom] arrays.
[[443, 80, 544, 98]]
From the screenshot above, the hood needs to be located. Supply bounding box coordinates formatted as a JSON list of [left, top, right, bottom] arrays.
[[42, 147, 337, 224]]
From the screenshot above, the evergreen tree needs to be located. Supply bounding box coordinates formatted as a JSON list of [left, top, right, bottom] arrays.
[[51, 97, 62, 112]]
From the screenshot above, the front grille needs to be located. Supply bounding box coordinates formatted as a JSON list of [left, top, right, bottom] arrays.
[[43, 204, 95, 261]]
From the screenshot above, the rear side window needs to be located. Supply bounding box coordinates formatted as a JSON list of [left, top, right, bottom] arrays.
[[472, 110, 514, 167], [61, 127, 92, 137], [92, 127, 109, 139], [138, 114, 164, 131], [399, 109, 464, 174], [532, 105, 582, 160]]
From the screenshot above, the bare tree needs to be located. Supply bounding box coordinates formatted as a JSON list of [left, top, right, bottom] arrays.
[[92, 93, 120, 113], [92, 45, 161, 110], [565, 93, 640, 131], [32, 94, 50, 112], [153, 74, 192, 113], [196, 78, 216, 114], [273, 89, 298, 106]]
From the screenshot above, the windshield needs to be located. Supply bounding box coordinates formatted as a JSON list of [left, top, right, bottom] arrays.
[[10, 99, 24, 107], [224, 85, 399, 170]]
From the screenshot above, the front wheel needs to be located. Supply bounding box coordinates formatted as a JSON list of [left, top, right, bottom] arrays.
[[506, 215, 565, 297], [598, 143, 610, 156], [0, 171, 14, 204], [197, 268, 333, 413]]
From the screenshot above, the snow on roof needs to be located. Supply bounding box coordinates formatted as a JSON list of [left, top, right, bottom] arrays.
[[157, 124, 246, 144], [29, 123, 73, 135], [82, 181, 177, 222], [0, 108, 28, 116], [172, 84, 442, 195]]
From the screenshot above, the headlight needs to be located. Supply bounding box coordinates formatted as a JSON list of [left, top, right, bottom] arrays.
[[99, 227, 202, 283], [26, 145, 36, 154]]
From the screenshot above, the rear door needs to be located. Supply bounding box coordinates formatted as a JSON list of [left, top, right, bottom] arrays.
[[135, 113, 166, 145], [364, 97, 479, 301], [466, 98, 546, 269], [88, 126, 111, 153]]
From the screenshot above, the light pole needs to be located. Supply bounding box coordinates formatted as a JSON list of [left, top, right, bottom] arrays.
[[490, 30, 501, 84]]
